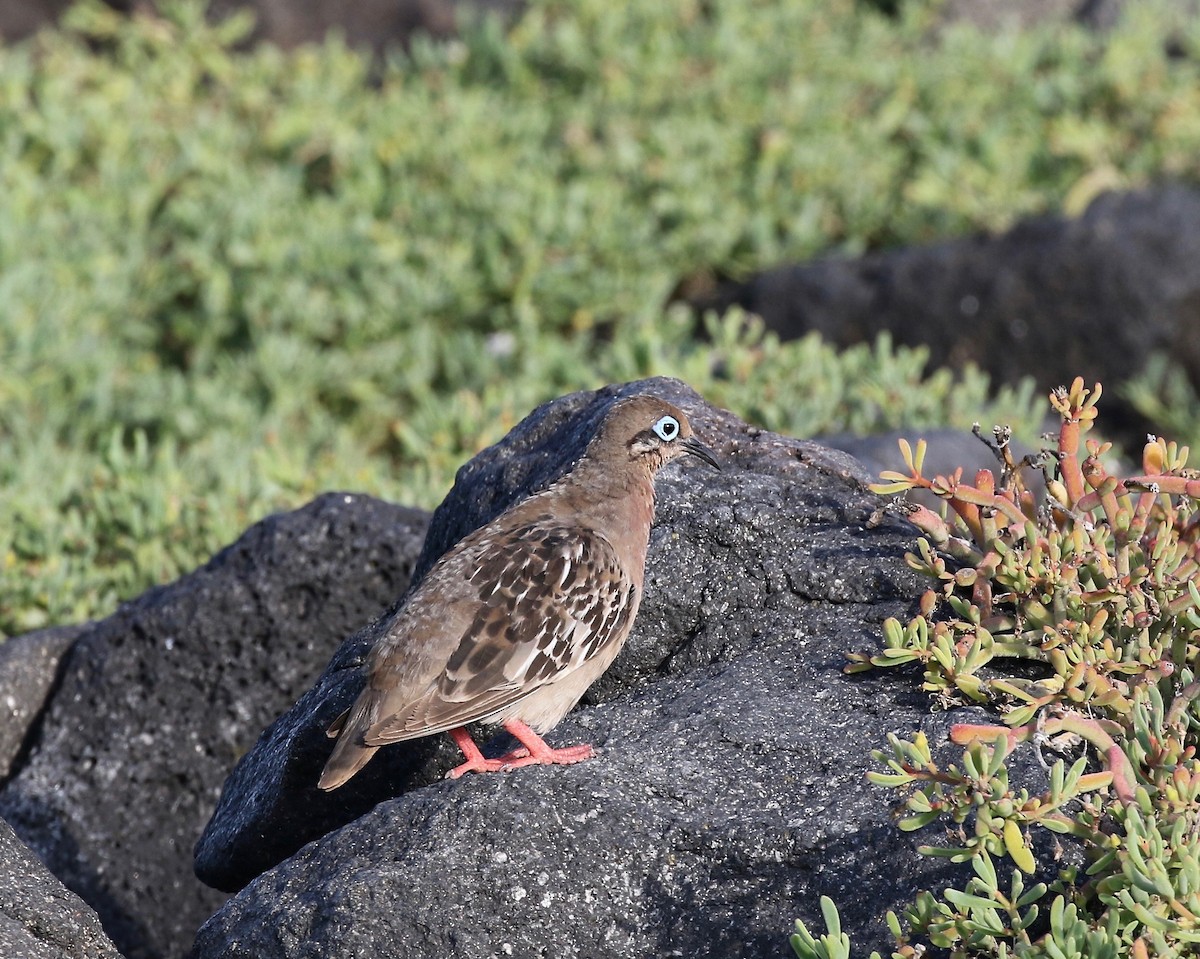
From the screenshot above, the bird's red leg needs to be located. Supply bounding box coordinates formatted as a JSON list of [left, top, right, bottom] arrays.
[[445, 720, 594, 779], [491, 718, 594, 770], [445, 727, 508, 779]]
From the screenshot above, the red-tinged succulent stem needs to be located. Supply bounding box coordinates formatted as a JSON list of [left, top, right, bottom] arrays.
[[1045, 714, 1137, 806], [946, 484, 1028, 527], [949, 723, 1030, 748], [899, 765, 963, 787], [1126, 490, 1159, 542], [977, 548, 1003, 577], [948, 498, 986, 544], [1125, 475, 1200, 498], [1083, 468, 1123, 536], [904, 507, 986, 565], [905, 505, 954, 544], [951, 713, 1137, 806], [1058, 419, 1087, 505]]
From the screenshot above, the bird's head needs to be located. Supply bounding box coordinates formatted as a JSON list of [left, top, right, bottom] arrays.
[[598, 395, 721, 473]]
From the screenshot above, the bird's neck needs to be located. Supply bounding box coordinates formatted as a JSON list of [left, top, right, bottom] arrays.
[[544, 457, 658, 573]]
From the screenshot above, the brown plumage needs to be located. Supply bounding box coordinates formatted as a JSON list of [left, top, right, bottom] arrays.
[[317, 394, 719, 790]]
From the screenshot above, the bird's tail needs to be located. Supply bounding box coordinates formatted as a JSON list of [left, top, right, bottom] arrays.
[[317, 703, 380, 791]]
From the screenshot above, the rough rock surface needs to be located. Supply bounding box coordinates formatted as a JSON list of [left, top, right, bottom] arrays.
[[0, 495, 429, 959], [0, 816, 124, 959], [939, 0, 1127, 30], [0, 624, 88, 781], [190, 377, 966, 958], [699, 186, 1200, 445]]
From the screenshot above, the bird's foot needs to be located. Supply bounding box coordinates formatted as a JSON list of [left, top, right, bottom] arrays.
[[445, 754, 514, 779], [446, 726, 502, 779], [495, 717, 595, 770], [445, 743, 593, 778], [494, 742, 594, 771], [444, 722, 596, 778]]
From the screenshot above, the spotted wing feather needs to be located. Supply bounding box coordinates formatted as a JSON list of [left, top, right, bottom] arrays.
[[363, 524, 634, 744]]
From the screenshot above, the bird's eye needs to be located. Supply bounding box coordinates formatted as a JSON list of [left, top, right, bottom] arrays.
[[652, 415, 680, 441]]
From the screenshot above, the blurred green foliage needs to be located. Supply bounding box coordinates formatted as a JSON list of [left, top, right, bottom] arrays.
[[1125, 356, 1200, 455], [2, 0, 1199, 636]]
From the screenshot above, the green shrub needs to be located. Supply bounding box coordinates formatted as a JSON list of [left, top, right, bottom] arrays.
[[2, 0, 1199, 635]]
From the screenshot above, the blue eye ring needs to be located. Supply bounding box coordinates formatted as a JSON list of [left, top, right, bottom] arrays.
[[652, 415, 680, 441]]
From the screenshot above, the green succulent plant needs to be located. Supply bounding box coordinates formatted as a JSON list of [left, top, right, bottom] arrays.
[[795, 380, 1200, 958]]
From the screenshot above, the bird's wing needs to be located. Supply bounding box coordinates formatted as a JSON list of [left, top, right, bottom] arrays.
[[362, 523, 636, 745]]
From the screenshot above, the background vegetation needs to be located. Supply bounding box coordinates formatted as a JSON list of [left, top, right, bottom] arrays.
[[2, 0, 1199, 640]]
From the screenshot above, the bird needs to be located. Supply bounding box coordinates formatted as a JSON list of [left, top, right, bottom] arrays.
[[317, 394, 720, 790]]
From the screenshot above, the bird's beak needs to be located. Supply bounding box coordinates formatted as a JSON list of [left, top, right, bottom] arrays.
[[681, 436, 721, 470]]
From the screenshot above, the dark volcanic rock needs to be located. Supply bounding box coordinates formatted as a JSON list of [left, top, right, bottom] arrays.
[[0, 0, 519, 49], [939, 0, 1127, 30], [0, 816, 124, 959], [0, 0, 72, 43], [0, 624, 88, 782], [700, 185, 1200, 445], [190, 378, 955, 958], [0, 495, 429, 959], [205, 0, 521, 53]]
